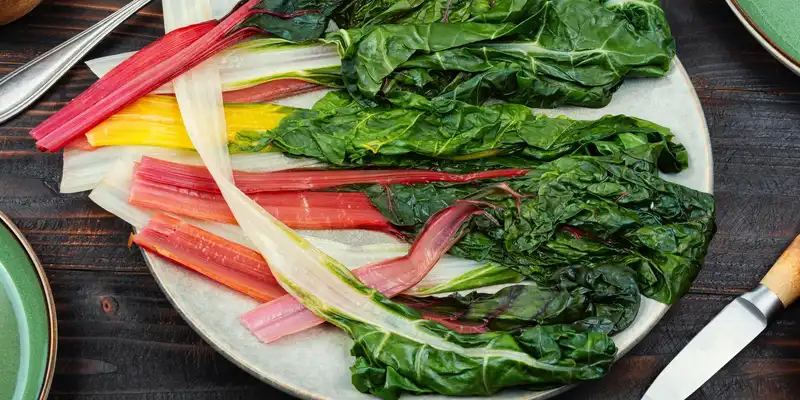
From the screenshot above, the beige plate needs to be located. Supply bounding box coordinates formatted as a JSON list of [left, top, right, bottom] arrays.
[[141, 57, 712, 399]]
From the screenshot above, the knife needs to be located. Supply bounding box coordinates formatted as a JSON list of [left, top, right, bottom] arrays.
[[642, 234, 800, 400]]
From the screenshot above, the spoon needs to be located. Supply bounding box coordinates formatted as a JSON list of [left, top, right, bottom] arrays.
[[0, 0, 154, 124]]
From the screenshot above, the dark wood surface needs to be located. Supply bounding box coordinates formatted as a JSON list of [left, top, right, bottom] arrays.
[[1, 1, 799, 399]]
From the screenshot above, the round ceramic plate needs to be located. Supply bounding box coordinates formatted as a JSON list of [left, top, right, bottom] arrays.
[[726, 0, 800, 76], [0, 212, 57, 400], [142, 58, 712, 399]]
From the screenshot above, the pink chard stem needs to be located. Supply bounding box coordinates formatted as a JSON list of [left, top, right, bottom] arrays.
[[240, 203, 486, 343], [136, 156, 530, 193], [31, 0, 284, 151]]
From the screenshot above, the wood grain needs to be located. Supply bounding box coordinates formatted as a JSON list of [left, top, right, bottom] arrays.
[[0, 0, 799, 399]]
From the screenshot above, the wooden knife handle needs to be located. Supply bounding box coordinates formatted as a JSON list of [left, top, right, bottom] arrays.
[[761, 234, 800, 307]]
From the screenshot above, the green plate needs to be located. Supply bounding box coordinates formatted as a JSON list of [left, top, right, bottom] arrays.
[[728, 0, 800, 75], [0, 212, 56, 400]]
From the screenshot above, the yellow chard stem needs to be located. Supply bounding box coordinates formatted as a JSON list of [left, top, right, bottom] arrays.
[[85, 95, 293, 150]]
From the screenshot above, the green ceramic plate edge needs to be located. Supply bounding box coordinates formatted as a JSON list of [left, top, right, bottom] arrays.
[[728, 0, 800, 75], [0, 212, 57, 400]]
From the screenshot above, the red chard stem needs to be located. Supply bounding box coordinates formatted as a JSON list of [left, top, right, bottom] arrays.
[[31, 0, 343, 151], [136, 156, 530, 193]]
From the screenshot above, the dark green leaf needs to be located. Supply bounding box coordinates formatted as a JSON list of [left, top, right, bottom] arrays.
[[234, 0, 346, 42], [606, 0, 676, 75], [333, 0, 524, 28], [398, 264, 641, 334], [234, 91, 687, 174], [363, 156, 715, 303], [326, 22, 522, 105], [327, 0, 676, 108], [341, 315, 616, 400]]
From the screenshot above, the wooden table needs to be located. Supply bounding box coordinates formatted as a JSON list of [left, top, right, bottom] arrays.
[[1, 1, 798, 399]]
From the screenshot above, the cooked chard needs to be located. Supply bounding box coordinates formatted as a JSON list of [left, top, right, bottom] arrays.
[[359, 156, 715, 304], [161, 2, 622, 398], [328, 0, 675, 108], [86, 38, 342, 94], [231, 90, 687, 174], [31, 0, 345, 151], [397, 264, 641, 335]]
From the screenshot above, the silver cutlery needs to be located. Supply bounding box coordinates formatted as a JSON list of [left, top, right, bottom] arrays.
[[642, 234, 800, 400], [0, 0, 154, 124]]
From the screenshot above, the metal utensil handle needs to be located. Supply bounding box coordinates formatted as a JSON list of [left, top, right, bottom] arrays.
[[0, 0, 154, 124]]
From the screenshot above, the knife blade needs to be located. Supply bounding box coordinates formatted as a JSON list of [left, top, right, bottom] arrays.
[[642, 234, 800, 400]]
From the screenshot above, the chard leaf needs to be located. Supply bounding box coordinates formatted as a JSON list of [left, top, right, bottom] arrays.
[[346, 318, 615, 399], [606, 0, 676, 76], [233, 91, 687, 174], [398, 264, 641, 334], [233, 0, 346, 42], [410, 262, 525, 295], [327, 0, 676, 108], [326, 21, 521, 104], [362, 156, 715, 304], [334, 0, 501, 28]]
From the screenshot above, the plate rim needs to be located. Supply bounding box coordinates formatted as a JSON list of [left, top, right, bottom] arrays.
[[140, 57, 713, 400], [0, 211, 58, 400], [726, 0, 800, 76]]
